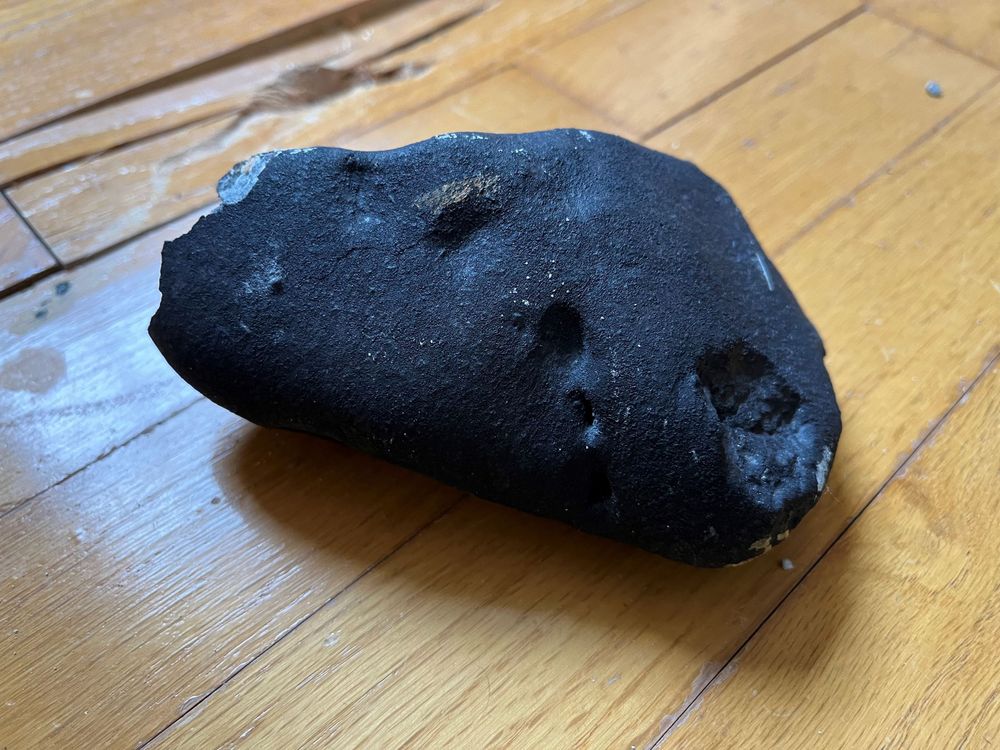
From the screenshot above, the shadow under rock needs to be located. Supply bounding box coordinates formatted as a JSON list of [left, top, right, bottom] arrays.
[[216, 424, 852, 666]]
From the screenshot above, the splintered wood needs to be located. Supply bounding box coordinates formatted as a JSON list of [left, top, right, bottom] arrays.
[[1, 0, 998, 747]]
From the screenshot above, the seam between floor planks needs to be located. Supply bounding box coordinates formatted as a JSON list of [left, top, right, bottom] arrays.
[[0, 208, 217, 304], [3, 111, 238, 190], [638, 4, 867, 141], [0, 399, 200, 523], [770, 71, 1000, 258], [0, 188, 61, 297], [865, 6, 1000, 72], [649, 347, 1000, 749], [134, 499, 465, 749]]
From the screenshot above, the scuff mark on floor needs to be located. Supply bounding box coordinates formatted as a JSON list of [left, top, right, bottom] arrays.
[[162, 59, 431, 168], [5, 1, 488, 187], [247, 59, 432, 116], [645, 658, 739, 749]]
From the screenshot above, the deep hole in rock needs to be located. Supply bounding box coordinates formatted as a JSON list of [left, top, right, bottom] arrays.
[[697, 343, 801, 434], [568, 388, 594, 425], [432, 210, 491, 252], [342, 152, 370, 173], [534, 302, 584, 360]]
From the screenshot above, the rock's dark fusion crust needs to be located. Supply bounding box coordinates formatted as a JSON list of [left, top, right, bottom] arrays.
[[149, 130, 841, 567]]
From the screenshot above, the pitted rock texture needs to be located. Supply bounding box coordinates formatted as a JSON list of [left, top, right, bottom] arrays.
[[149, 130, 841, 567]]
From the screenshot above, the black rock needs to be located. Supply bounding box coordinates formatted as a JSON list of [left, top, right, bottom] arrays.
[[149, 130, 840, 567]]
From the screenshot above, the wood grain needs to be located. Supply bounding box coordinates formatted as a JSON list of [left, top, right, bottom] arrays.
[[0, 213, 201, 512], [7, 0, 638, 263], [0, 399, 461, 748], [9, 118, 246, 263], [658, 362, 1000, 749], [0, 0, 371, 140], [870, 0, 1000, 66], [522, 0, 861, 135], [142, 79, 1000, 750], [345, 68, 634, 150], [646, 13, 996, 251], [149, 497, 789, 750], [0, 194, 53, 293], [0, 0, 485, 186]]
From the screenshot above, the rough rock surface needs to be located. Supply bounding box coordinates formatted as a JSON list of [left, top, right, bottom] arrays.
[[149, 130, 841, 567]]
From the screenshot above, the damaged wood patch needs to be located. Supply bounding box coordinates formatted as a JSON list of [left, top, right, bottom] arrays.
[[5, 0, 634, 264], [0, 0, 375, 142], [0, 0, 485, 185]]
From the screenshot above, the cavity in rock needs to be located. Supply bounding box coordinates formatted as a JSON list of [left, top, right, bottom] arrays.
[[149, 129, 841, 567]]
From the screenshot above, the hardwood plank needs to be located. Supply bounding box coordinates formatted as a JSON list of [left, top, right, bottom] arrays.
[[150, 498, 787, 750], [0, 213, 202, 512], [144, 85, 1000, 750], [871, 0, 1000, 67], [0, 400, 460, 748], [0, 0, 372, 140], [7, 0, 638, 264], [522, 0, 861, 135], [0, 0, 485, 186], [345, 68, 634, 150], [9, 118, 246, 263], [0, 194, 54, 293], [658, 363, 1000, 749], [645, 13, 996, 251]]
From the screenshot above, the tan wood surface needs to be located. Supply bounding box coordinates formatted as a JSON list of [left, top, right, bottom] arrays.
[[0, 213, 202, 510], [344, 68, 636, 150], [521, 0, 860, 135], [0, 0, 486, 185], [870, 0, 1000, 67], [0, 0, 368, 140], [0, 400, 460, 748], [645, 12, 996, 251], [1, 1, 998, 748]]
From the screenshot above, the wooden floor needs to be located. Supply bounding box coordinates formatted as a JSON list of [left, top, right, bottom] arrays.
[[1, 1, 998, 747]]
